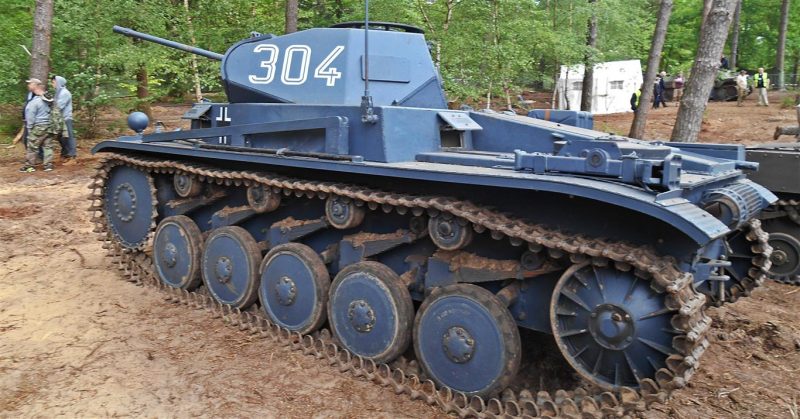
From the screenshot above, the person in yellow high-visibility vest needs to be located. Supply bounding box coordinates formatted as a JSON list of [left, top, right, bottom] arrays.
[[753, 68, 770, 106], [630, 84, 642, 111]]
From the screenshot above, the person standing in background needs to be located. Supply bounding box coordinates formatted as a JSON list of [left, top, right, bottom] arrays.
[[630, 84, 642, 111], [653, 75, 663, 108], [658, 71, 668, 107], [19, 78, 54, 173], [673, 72, 685, 102], [51, 75, 76, 163], [753, 68, 769, 106], [736, 70, 748, 107]]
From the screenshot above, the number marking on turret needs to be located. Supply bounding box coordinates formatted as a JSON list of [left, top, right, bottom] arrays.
[[248, 45, 345, 87]]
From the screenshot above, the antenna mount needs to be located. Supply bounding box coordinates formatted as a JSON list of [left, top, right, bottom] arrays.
[[360, 0, 379, 124]]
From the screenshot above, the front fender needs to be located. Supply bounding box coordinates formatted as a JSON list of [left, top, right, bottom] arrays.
[[93, 140, 733, 246]]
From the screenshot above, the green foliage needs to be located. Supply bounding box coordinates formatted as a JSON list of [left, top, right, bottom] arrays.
[[663, 0, 800, 74], [0, 0, 34, 103], [0, 0, 798, 119], [780, 94, 798, 108]]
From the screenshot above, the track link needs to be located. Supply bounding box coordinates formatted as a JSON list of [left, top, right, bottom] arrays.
[[88, 153, 714, 418]]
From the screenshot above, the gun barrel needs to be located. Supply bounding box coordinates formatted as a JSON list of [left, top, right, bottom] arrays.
[[113, 26, 224, 61]]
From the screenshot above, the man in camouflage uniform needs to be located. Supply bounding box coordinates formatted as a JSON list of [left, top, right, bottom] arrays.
[[20, 78, 54, 173]]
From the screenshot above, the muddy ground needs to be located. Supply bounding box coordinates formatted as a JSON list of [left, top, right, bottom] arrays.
[[1, 97, 800, 418], [592, 91, 799, 144]]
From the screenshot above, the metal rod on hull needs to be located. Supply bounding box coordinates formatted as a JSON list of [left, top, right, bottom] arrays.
[[112, 25, 224, 61], [360, 0, 379, 123], [364, 0, 371, 97]]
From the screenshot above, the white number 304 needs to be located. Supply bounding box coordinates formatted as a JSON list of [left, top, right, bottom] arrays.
[[248, 44, 344, 87]]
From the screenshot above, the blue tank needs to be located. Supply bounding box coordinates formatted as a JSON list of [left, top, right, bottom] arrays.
[[92, 23, 775, 406]]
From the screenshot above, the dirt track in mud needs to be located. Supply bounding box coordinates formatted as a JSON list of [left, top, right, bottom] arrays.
[[1, 98, 800, 418]]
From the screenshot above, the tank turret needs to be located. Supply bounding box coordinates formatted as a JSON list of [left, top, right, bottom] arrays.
[[113, 24, 446, 108]]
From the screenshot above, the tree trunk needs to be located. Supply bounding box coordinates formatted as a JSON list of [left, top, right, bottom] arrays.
[[137, 63, 151, 118], [489, 0, 501, 110], [792, 50, 799, 86], [30, 0, 54, 81], [504, 83, 513, 111], [776, 0, 790, 91], [184, 0, 203, 102], [729, 0, 740, 70], [285, 0, 299, 34], [629, 0, 673, 139], [701, 0, 713, 26], [580, 0, 598, 112], [671, 0, 736, 143], [486, 80, 492, 110]]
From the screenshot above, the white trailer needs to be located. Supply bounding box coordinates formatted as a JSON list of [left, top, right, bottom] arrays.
[[556, 60, 643, 115]]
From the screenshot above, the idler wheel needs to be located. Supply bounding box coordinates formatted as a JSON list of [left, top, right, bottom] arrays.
[[247, 184, 281, 213], [551, 263, 676, 390], [153, 215, 203, 290], [767, 232, 800, 281], [201, 226, 261, 309], [428, 214, 473, 250], [328, 262, 413, 364], [413, 283, 520, 398], [173, 172, 202, 198], [325, 196, 365, 229], [104, 165, 156, 249], [259, 243, 330, 334]]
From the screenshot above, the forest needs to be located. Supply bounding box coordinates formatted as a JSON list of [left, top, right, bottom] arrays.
[[0, 0, 798, 137]]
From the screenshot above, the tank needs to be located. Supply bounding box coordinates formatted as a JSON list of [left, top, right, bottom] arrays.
[[745, 143, 800, 285], [90, 23, 776, 415], [663, 69, 751, 102]]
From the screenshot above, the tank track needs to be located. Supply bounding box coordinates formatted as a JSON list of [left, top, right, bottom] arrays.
[[707, 218, 772, 305], [766, 200, 800, 285], [88, 153, 713, 418]]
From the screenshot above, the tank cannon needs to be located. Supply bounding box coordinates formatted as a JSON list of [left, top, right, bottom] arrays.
[[113, 26, 224, 60], [91, 21, 775, 415]]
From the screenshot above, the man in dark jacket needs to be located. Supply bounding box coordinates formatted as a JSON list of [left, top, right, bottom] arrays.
[[51, 75, 76, 163], [652, 76, 663, 108]]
